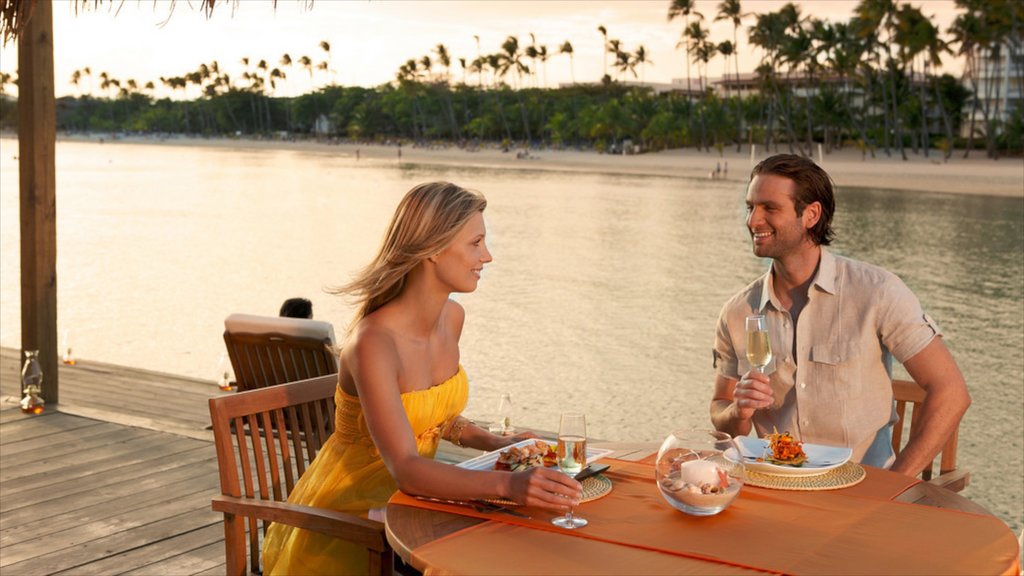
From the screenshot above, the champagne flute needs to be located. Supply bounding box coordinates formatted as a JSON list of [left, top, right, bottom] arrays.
[[551, 413, 588, 529], [745, 315, 772, 374]]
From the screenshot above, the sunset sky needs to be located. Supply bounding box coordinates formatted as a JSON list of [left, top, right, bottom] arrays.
[[0, 0, 963, 99]]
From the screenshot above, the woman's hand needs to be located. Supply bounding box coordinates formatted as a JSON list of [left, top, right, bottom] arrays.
[[496, 430, 537, 448], [507, 466, 582, 512]]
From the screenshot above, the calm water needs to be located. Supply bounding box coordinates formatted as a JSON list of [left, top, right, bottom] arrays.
[[1, 137, 1021, 532]]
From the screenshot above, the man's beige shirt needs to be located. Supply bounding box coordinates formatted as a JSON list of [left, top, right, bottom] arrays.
[[713, 248, 940, 466]]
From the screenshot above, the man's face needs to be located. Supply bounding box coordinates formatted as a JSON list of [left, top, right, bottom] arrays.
[[744, 174, 818, 260]]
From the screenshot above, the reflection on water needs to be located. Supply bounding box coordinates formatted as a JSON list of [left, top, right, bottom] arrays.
[[0, 138, 1020, 531]]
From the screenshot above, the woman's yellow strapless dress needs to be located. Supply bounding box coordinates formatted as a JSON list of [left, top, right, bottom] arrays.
[[261, 366, 468, 575]]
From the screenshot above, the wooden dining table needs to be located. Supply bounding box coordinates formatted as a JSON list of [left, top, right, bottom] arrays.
[[386, 442, 1021, 575]]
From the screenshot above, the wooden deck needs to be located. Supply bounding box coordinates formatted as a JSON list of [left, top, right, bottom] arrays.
[[0, 346, 490, 575], [0, 347, 234, 575]]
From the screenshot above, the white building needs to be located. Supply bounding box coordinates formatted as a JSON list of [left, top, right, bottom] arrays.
[[962, 42, 1024, 137]]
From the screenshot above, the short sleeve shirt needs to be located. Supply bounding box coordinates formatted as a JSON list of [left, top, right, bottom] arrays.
[[712, 248, 941, 467]]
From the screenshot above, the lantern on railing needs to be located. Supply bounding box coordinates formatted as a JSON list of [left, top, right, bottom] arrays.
[[19, 350, 45, 415]]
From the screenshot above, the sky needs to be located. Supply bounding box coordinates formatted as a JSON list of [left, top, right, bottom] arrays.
[[0, 0, 964, 99]]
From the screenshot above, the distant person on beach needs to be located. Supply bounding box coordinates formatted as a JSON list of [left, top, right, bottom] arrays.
[[279, 297, 313, 319], [710, 154, 970, 475], [261, 182, 581, 574]]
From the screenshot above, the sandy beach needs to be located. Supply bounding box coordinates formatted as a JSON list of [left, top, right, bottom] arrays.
[[54, 133, 1024, 198]]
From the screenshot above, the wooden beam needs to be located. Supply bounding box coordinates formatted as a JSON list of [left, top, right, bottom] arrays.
[[17, 0, 58, 404]]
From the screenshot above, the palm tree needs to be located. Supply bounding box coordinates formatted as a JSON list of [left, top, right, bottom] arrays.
[[716, 0, 746, 150], [560, 41, 575, 84], [749, 10, 788, 151], [81, 67, 93, 97], [856, 0, 907, 160], [1, 71, 15, 98], [613, 45, 635, 80], [70, 69, 82, 97], [538, 44, 550, 87], [634, 45, 652, 83], [419, 55, 433, 81], [668, 0, 704, 97], [434, 44, 452, 84], [717, 40, 734, 99], [716, 0, 744, 87], [319, 40, 333, 85], [473, 34, 483, 88], [298, 55, 313, 92], [498, 35, 528, 88], [608, 39, 625, 80], [597, 25, 609, 80]]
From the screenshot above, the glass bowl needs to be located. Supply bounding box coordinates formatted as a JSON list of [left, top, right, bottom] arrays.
[[655, 429, 744, 516]]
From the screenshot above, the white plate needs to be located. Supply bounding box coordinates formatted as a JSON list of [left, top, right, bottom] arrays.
[[725, 436, 853, 477], [456, 438, 613, 471]]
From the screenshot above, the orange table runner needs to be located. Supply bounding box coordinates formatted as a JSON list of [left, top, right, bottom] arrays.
[[391, 459, 1020, 575]]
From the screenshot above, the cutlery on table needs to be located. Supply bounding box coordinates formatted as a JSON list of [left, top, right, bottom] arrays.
[[412, 495, 532, 519], [574, 463, 610, 481]]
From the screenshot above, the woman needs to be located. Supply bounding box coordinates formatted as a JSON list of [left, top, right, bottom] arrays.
[[262, 182, 581, 575]]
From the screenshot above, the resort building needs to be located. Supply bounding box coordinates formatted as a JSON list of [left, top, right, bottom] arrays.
[[961, 41, 1024, 137]]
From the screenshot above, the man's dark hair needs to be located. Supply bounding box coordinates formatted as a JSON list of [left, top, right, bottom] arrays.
[[279, 297, 313, 319], [750, 154, 836, 246]]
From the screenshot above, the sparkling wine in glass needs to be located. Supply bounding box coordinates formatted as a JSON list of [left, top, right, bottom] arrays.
[[745, 315, 772, 373], [552, 413, 588, 529]]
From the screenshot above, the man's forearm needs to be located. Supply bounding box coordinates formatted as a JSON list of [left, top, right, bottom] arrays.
[[710, 399, 753, 438], [889, 386, 971, 477]]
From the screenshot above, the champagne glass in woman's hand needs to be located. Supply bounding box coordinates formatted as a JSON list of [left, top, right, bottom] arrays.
[[745, 315, 772, 374], [551, 413, 588, 529]]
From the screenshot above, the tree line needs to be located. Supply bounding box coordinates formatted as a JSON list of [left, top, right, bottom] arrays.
[[0, 0, 1020, 157]]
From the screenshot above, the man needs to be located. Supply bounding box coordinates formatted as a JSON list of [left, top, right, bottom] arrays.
[[710, 154, 970, 475]]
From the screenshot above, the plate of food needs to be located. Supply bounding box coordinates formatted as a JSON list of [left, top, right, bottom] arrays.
[[457, 438, 613, 472], [725, 432, 853, 477]]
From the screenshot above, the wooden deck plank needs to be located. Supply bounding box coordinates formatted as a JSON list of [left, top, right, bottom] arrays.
[[1, 466, 218, 548], [1, 446, 217, 522], [87, 528, 227, 576], [0, 409, 106, 443], [1, 490, 218, 567], [0, 432, 205, 487], [0, 508, 222, 575], [2, 420, 126, 456]]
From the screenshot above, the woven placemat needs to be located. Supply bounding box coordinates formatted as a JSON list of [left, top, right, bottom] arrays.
[[744, 462, 866, 491], [488, 474, 613, 506]]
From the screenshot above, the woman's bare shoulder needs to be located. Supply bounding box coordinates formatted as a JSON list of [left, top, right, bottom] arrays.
[[444, 298, 466, 324], [342, 316, 400, 373]]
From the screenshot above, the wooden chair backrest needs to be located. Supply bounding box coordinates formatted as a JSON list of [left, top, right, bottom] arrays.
[[223, 328, 338, 392], [891, 378, 968, 491], [209, 374, 337, 575]]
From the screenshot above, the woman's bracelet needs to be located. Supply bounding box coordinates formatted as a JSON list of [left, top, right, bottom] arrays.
[[443, 416, 472, 447]]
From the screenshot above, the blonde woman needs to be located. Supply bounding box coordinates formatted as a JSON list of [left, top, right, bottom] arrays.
[[262, 182, 582, 575]]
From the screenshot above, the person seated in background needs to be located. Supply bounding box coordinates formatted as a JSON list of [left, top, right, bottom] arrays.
[[261, 182, 581, 575], [279, 297, 313, 319], [710, 154, 970, 475]]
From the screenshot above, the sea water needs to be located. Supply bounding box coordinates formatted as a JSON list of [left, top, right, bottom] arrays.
[[0, 137, 1020, 532]]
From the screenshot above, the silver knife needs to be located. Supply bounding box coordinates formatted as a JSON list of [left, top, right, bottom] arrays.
[[575, 463, 610, 481]]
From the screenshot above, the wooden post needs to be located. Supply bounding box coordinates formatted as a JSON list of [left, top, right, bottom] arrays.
[[18, 0, 58, 404]]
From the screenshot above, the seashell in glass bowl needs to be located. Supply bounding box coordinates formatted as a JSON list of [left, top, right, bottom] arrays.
[[655, 429, 745, 516]]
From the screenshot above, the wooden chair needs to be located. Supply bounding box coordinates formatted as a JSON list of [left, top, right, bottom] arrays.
[[223, 313, 339, 392], [209, 374, 393, 576], [891, 378, 970, 492]]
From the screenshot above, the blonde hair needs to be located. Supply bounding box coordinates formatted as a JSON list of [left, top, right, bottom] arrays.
[[335, 181, 487, 328]]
